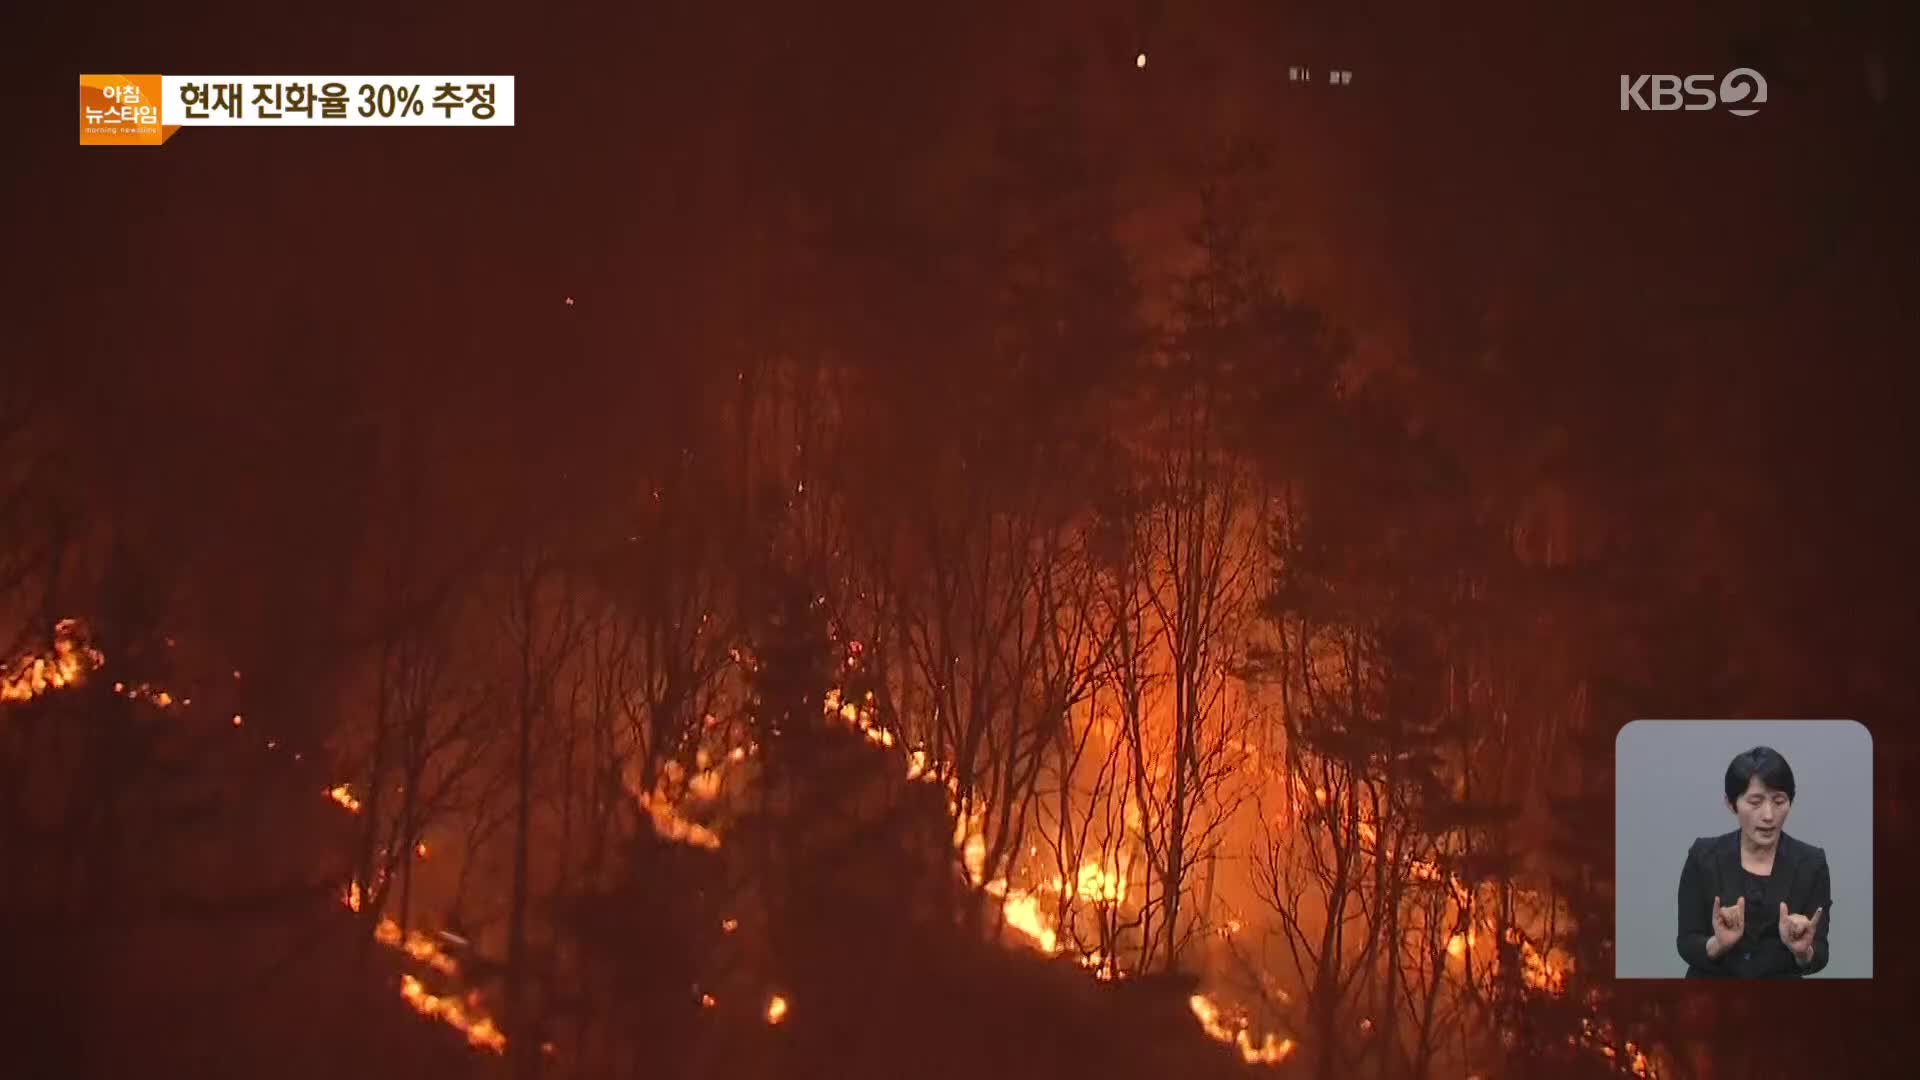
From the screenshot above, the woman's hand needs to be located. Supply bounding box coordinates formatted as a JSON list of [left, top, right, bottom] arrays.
[[1779, 902, 1823, 965], [1707, 895, 1745, 956]]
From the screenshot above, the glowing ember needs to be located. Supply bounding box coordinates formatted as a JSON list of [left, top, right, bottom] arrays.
[[326, 784, 363, 814], [230, 714, 243, 726], [765, 994, 789, 1025], [415, 841, 430, 860], [1, 619, 104, 703], [721, 917, 739, 933], [701, 993, 717, 1008]]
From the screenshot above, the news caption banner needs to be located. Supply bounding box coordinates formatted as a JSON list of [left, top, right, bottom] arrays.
[[79, 75, 515, 146]]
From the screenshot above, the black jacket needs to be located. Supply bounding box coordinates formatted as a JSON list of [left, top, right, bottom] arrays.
[[1676, 830, 1831, 977]]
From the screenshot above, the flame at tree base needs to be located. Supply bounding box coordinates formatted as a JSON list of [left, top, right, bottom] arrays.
[[1189, 994, 1295, 1066]]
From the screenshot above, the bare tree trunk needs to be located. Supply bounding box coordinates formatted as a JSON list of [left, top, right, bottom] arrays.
[[507, 557, 542, 1080]]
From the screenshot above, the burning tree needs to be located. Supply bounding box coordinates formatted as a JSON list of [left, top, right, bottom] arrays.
[[1097, 440, 1262, 976]]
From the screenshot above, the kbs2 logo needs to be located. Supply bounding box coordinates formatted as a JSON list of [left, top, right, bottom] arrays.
[[1619, 68, 1767, 116]]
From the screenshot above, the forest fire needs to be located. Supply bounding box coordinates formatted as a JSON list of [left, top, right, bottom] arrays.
[[374, 917, 460, 976], [398, 975, 507, 1053], [11, 640, 537, 1061], [12, 12, 1899, 1077], [819, 681, 1308, 1060], [638, 792, 724, 849], [995, 889, 1057, 953], [1, 619, 104, 702], [299, 769, 514, 1056], [1189, 994, 1295, 1065], [8, 617, 1576, 1074], [4, 621, 517, 1052], [320, 790, 512, 1052]]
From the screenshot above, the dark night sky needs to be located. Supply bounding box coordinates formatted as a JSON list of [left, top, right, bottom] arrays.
[[3, 0, 1913, 679]]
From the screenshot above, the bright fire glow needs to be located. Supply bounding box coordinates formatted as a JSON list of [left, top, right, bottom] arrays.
[[399, 975, 507, 1053], [631, 743, 756, 850], [2, 619, 105, 702], [11, 623, 520, 1061], [1519, 937, 1569, 994], [1188, 994, 1294, 1066], [765, 994, 789, 1025], [1000, 892, 1057, 953], [638, 793, 723, 849], [375, 917, 459, 975]]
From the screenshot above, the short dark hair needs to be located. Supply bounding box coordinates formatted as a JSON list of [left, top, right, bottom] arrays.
[[1724, 746, 1796, 804]]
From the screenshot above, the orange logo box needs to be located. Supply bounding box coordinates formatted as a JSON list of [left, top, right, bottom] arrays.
[[80, 74, 178, 146]]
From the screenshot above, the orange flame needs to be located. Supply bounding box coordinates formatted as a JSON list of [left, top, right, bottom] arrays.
[[1188, 994, 1294, 1065], [1518, 937, 1569, 994], [765, 994, 788, 1025], [2, 620, 105, 703], [821, 684, 1302, 1062], [998, 891, 1057, 953], [638, 793, 723, 849], [375, 917, 459, 975], [399, 975, 506, 1053]]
